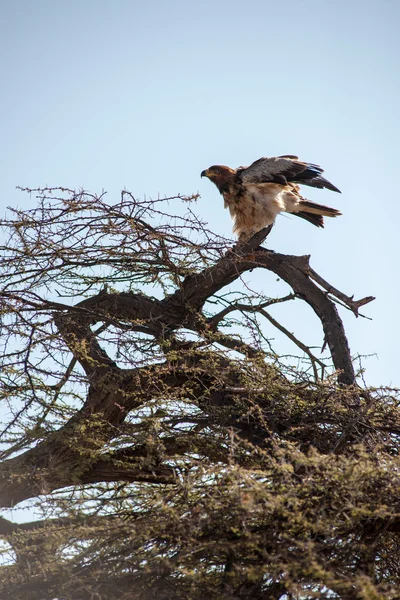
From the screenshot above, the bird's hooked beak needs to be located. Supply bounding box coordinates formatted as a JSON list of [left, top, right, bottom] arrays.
[[201, 169, 209, 178]]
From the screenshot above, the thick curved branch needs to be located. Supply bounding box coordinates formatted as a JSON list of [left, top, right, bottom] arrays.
[[53, 311, 118, 377], [0, 226, 370, 507], [162, 241, 358, 384], [160, 227, 273, 316], [251, 250, 356, 385]]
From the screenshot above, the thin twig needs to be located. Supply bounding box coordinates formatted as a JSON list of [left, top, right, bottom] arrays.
[[258, 308, 326, 381]]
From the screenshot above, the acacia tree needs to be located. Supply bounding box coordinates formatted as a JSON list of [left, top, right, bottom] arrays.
[[0, 188, 398, 600]]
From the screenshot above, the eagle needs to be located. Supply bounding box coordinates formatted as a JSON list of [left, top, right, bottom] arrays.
[[201, 155, 341, 241]]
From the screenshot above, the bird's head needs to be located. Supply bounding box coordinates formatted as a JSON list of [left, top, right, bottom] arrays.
[[201, 165, 235, 180], [201, 165, 236, 192]]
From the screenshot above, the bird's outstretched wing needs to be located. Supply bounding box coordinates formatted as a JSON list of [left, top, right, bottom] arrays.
[[237, 156, 341, 193]]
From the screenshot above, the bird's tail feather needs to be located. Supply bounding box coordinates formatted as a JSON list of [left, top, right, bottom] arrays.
[[298, 200, 341, 217], [294, 200, 342, 228], [295, 211, 325, 227]]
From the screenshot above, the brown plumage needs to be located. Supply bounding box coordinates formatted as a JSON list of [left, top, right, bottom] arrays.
[[201, 155, 341, 241]]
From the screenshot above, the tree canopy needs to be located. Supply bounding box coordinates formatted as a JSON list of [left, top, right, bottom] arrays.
[[0, 188, 398, 600]]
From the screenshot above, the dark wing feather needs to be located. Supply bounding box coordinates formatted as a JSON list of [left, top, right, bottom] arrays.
[[237, 156, 340, 193], [238, 157, 305, 184]]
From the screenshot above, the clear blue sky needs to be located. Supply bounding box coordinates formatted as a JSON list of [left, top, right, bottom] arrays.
[[1, 0, 399, 387]]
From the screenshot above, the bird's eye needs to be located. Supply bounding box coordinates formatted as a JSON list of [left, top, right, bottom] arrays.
[[213, 167, 220, 174]]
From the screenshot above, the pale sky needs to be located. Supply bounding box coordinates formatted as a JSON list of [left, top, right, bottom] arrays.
[[1, 0, 399, 387]]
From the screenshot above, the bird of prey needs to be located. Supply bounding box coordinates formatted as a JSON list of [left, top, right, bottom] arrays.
[[201, 155, 341, 241]]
